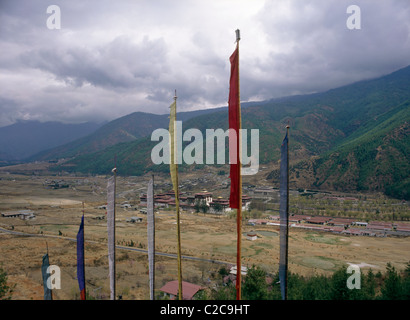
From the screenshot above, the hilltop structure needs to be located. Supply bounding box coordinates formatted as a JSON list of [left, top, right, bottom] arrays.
[[140, 190, 251, 214]]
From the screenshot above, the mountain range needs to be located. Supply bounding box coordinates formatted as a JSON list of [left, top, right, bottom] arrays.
[[0, 120, 102, 162], [2, 65, 409, 199], [27, 108, 230, 162]]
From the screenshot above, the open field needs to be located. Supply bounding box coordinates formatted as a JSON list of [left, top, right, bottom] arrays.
[[0, 170, 409, 300]]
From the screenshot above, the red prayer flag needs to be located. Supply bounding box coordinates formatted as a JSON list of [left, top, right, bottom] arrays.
[[229, 46, 240, 209]]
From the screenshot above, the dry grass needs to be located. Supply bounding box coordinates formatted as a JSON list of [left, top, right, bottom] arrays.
[[1, 171, 409, 300]]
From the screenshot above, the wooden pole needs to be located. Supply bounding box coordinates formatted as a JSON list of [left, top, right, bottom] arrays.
[[235, 29, 242, 300], [285, 125, 289, 300], [174, 91, 183, 300]]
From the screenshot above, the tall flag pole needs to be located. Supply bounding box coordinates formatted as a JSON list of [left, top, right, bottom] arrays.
[[147, 174, 155, 300], [228, 29, 242, 300], [41, 243, 53, 300], [76, 214, 86, 300], [107, 166, 117, 300], [169, 90, 183, 300], [279, 125, 290, 300]]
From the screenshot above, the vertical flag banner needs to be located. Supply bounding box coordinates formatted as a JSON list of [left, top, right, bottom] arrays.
[[169, 93, 183, 300], [147, 175, 155, 300], [107, 174, 116, 300], [228, 29, 242, 300], [41, 253, 53, 300], [228, 45, 240, 210], [169, 99, 179, 208], [77, 215, 86, 300], [279, 129, 289, 300]]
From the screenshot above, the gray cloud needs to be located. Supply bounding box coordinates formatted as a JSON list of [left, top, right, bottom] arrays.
[[0, 0, 409, 127], [253, 0, 410, 97], [20, 35, 169, 89]]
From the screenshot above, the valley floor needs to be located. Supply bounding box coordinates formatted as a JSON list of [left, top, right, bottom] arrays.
[[0, 170, 409, 300]]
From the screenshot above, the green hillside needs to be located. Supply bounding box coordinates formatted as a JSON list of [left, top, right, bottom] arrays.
[[52, 66, 410, 199], [29, 112, 170, 161], [311, 101, 410, 199], [29, 108, 226, 161]]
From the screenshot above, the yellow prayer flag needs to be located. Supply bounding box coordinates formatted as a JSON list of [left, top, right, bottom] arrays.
[[169, 100, 178, 204], [168, 98, 183, 300]]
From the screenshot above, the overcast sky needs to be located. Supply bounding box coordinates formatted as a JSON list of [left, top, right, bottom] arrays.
[[1, 0, 409, 127]]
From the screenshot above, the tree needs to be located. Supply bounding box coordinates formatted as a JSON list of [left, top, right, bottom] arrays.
[[210, 263, 410, 300], [199, 200, 209, 214], [287, 272, 305, 300], [0, 266, 13, 300], [362, 268, 376, 299], [210, 283, 235, 300], [212, 202, 223, 213], [303, 274, 332, 300], [402, 261, 410, 300], [330, 266, 351, 300], [381, 263, 403, 300], [242, 265, 268, 300], [194, 200, 201, 213], [218, 266, 229, 279]]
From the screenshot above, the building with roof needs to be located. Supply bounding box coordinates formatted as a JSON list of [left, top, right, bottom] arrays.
[[1, 210, 35, 220], [253, 187, 277, 198], [230, 265, 248, 276], [194, 191, 213, 206], [126, 217, 143, 223], [241, 195, 252, 210], [246, 233, 258, 241], [352, 221, 368, 227], [248, 219, 269, 225], [159, 281, 204, 300], [366, 222, 392, 231], [305, 216, 330, 225], [209, 197, 230, 213], [327, 218, 354, 227], [140, 189, 251, 215], [290, 215, 310, 223]]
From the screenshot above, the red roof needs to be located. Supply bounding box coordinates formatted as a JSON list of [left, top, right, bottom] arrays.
[[159, 281, 204, 300], [195, 192, 212, 197], [291, 215, 310, 221], [306, 216, 329, 223], [156, 198, 173, 203], [367, 223, 392, 230], [396, 226, 410, 232]]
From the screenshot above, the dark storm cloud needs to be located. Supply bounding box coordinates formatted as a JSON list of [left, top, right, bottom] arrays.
[[250, 0, 410, 99], [20, 35, 169, 89], [0, 0, 409, 126]]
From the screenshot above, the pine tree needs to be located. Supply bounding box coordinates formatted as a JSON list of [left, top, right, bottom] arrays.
[[330, 266, 350, 299], [0, 266, 13, 300], [401, 261, 410, 300], [242, 265, 268, 300], [381, 263, 403, 300], [363, 268, 376, 299]]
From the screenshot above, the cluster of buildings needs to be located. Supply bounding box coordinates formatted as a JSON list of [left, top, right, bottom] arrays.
[[0, 210, 36, 220], [43, 179, 70, 189], [140, 190, 252, 214], [248, 214, 410, 237]]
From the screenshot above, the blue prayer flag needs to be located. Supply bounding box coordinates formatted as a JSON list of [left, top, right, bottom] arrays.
[[77, 215, 86, 300]]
